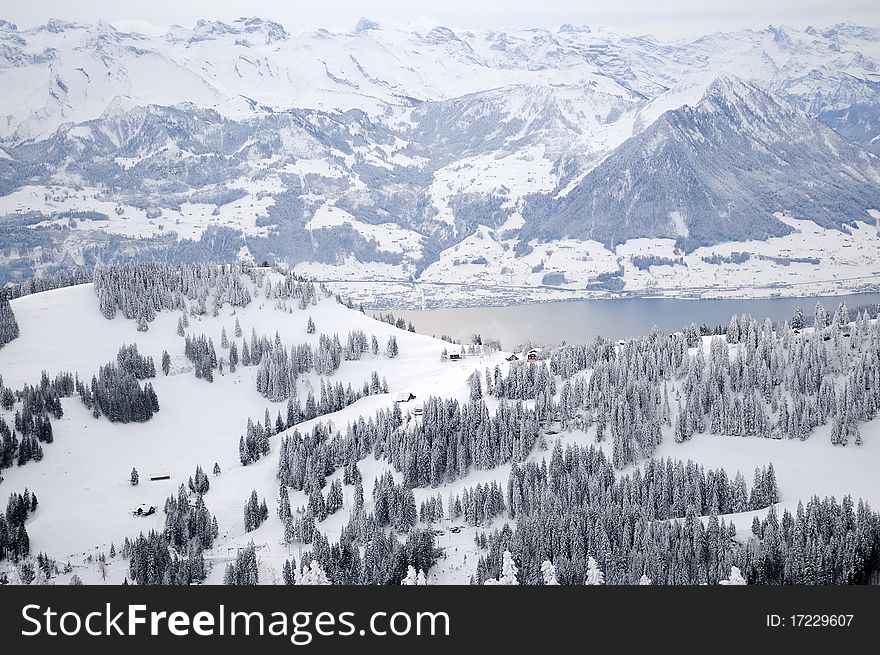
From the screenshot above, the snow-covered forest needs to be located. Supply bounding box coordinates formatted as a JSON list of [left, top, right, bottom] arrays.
[[0, 263, 879, 585]]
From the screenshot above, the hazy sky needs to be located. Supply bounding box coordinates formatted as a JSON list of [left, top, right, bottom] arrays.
[[4, 0, 879, 39]]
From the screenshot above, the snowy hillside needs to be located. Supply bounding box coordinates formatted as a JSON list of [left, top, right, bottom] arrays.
[[1, 264, 880, 585], [523, 76, 880, 248], [1, 18, 880, 304]]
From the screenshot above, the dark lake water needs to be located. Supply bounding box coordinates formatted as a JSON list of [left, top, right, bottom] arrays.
[[393, 293, 880, 349]]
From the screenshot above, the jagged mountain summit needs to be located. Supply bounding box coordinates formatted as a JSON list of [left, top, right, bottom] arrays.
[[1, 17, 879, 304], [523, 76, 880, 249]]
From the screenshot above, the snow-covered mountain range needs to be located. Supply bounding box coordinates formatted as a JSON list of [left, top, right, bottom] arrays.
[[1, 17, 880, 304]]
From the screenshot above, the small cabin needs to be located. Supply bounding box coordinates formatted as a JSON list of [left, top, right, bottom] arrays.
[[448, 353, 463, 361], [149, 474, 171, 482], [133, 503, 156, 517], [395, 392, 416, 403], [505, 354, 519, 362], [527, 349, 541, 362], [413, 407, 424, 417]]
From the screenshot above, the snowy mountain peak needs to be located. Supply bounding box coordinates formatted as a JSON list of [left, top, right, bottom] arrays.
[[165, 17, 288, 45], [701, 73, 761, 104], [36, 18, 94, 34], [764, 24, 795, 47], [354, 17, 381, 34], [559, 23, 591, 34], [232, 17, 288, 44], [100, 95, 140, 119], [523, 66, 880, 250], [820, 22, 880, 41], [423, 26, 458, 41], [1, 16, 880, 282]]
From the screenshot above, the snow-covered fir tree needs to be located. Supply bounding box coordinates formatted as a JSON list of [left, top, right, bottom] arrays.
[[584, 556, 605, 585]]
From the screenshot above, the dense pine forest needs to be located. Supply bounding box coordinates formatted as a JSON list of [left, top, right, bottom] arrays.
[[0, 263, 879, 585]]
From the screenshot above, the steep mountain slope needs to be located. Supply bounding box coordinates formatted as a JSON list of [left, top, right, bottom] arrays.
[[523, 76, 880, 249], [1, 18, 880, 301], [819, 103, 880, 154], [2, 18, 879, 144]]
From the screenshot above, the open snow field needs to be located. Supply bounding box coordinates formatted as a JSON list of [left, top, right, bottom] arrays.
[[1, 280, 879, 583], [0, 281, 507, 581]]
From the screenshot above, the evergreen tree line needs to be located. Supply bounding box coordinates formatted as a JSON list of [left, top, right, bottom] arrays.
[[674, 306, 879, 447], [383, 396, 542, 488], [243, 490, 269, 532], [447, 480, 506, 526], [183, 333, 218, 382], [743, 495, 880, 584], [163, 483, 218, 553], [279, 304, 880, 520], [510, 443, 777, 524], [0, 372, 72, 475], [114, 344, 157, 379], [276, 394, 544, 498], [188, 465, 210, 495], [486, 360, 557, 401], [276, 526, 440, 586], [262, 270, 323, 309], [93, 262, 253, 328], [124, 530, 207, 585], [123, 476, 219, 585], [371, 312, 417, 333], [277, 477, 344, 545], [239, 414, 272, 466], [228, 485, 440, 585], [1, 350, 159, 477], [0, 292, 19, 350], [1, 416, 43, 470], [239, 372, 390, 468], [372, 471, 418, 532], [419, 493, 445, 523], [250, 330, 395, 401], [320, 524, 438, 586], [473, 442, 880, 585], [510, 303, 880, 468], [224, 543, 259, 585], [0, 489, 36, 562], [77, 361, 159, 423], [310, 479, 344, 523], [4, 269, 91, 301]]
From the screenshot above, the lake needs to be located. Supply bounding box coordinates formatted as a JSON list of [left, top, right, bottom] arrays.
[[392, 293, 880, 349]]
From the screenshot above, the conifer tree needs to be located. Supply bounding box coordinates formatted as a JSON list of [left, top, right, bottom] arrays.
[[584, 556, 605, 585], [541, 560, 559, 585]]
